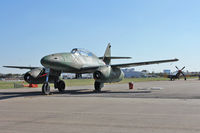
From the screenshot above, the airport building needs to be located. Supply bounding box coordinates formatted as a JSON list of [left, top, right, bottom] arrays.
[[122, 68, 146, 78], [163, 69, 171, 74]]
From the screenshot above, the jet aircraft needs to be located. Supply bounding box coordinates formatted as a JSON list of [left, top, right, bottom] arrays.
[[4, 43, 178, 95]]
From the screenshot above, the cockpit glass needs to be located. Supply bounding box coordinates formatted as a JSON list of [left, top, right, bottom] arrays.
[[71, 48, 96, 57], [71, 49, 78, 54]]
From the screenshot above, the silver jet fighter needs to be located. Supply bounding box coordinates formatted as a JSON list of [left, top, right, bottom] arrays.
[[4, 43, 178, 95]]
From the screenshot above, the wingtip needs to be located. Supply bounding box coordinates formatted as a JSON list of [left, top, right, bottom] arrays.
[[175, 58, 179, 61], [3, 66, 15, 68], [3, 66, 13, 68]]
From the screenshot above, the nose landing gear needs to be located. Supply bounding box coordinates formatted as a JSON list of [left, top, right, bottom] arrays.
[[41, 68, 66, 95], [42, 83, 50, 95], [42, 68, 51, 95], [42, 80, 66, 95]]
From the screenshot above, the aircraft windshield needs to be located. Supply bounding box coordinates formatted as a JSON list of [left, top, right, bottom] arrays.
[[71, 48, 96, 57]]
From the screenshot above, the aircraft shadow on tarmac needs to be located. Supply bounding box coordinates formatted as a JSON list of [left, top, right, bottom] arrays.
[[0, 89, 151, 100], [0, 91, 42, 101], [64, 89, 151, 95]]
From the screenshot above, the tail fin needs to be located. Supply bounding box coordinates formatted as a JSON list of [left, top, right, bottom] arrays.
[[103, 43, 111, 65], [101, 43, 132, 65]]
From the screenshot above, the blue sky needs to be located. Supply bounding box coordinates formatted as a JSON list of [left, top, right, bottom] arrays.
[[0, 0, 200, 74]]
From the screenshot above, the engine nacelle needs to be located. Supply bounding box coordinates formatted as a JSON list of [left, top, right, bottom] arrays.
[[24, 68, 58, 84], [93, 66, 124, 83]]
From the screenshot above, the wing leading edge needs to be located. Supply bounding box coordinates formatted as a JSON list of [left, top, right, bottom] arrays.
[[78, 58, 178, 73], [3, 58, 178, 72], [111, 58, 178, 68], [3, 66, 39, 70]]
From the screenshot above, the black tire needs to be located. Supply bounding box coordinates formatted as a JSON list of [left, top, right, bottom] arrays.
[[58, 80, 65, 93], [54, 81, 58, 89], [42, 83, 50, 95], [94, 81, 103, 92]]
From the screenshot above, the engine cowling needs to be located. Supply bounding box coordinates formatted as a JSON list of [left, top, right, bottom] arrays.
[[24, 68, 58, 84], [93, 66, 124, 83], [24, 68, 46, 84]]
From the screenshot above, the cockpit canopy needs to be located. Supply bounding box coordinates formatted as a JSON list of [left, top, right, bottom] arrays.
[[71, 48, 96, 57]]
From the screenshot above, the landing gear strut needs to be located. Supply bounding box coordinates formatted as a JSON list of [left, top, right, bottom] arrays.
[[42, 68, 51, 95], [94, 81, 104, 92]]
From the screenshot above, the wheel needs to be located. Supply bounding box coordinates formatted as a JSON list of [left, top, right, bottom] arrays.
[[94, 81, 104, 92], [54, 81, 59, 89], [58, 80, 65, 93], [42, 83, 50, 95]]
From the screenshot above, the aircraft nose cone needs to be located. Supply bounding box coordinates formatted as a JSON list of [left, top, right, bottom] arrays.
[[40, 56, 51, 67], [40, 54, 64, 68]]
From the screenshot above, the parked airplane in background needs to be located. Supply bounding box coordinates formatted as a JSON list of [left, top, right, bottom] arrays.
[[4, 43, 178, 95], [167, 66, 186, 81]]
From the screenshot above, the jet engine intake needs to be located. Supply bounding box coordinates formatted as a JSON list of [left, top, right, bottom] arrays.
[[93, 66, 124, 83], [24, 68, 58, 84]]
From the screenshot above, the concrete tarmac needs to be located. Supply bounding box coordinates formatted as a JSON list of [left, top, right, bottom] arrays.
[[0, 79, 200, 133]]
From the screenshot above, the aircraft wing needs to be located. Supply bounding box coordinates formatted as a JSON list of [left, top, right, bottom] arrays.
[[99, 57, 132, 59], [3, 66, 39, 70], [111, 58, 178, 68]]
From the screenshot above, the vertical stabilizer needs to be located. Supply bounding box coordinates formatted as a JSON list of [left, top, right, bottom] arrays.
[[103, 43, 111, 65]]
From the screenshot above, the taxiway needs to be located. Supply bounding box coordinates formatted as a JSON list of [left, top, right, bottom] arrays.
[[0, 79, 200, 133]]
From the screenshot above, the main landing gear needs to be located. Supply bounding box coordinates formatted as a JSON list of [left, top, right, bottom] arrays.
[[94, 81, 104, 93], [54, 80, 65, 93]]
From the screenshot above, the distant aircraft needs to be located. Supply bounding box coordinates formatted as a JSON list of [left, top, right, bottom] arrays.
[[167, 66, 186, 81], [4, 43, 178, 95]]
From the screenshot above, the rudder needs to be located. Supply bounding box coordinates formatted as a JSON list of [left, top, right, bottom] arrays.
[[103, 43, 111, 65]]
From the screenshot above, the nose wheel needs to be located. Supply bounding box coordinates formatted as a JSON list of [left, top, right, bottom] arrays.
[[42, 68, 51, 95], [42, 82, 50, 95]]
